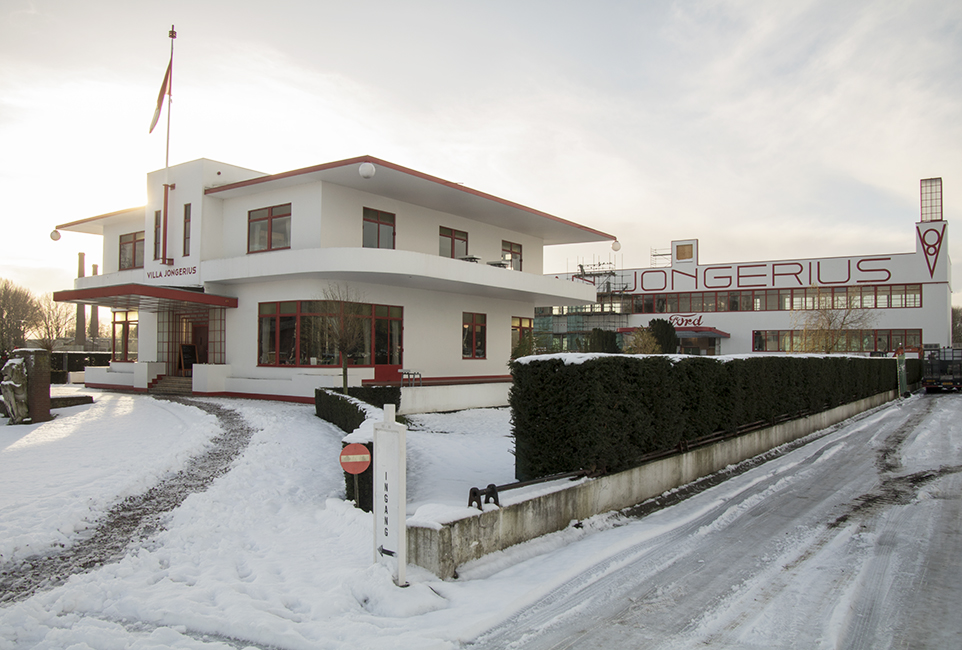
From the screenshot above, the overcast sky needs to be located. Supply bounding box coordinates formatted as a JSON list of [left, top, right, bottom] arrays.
[[2, 0, 960, 302]]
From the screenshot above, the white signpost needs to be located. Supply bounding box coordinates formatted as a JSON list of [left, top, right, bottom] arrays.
[[373, 404, 408, 586]]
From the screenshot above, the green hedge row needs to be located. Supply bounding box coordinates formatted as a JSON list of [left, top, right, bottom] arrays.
[[347, 386, 401, 410], [509, 355, 899, 481], [315, 390, 368, 434], [314, 386, 400, 434], [906, 357, 921, 385], [315, 388, 399, 513]]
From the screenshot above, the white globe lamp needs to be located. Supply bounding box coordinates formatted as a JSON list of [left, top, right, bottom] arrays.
[[50, 230, 61, 241], [611, 240, 621, 252], [359, 162, 376, 179]]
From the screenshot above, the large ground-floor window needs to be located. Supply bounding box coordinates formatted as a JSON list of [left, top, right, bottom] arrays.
[[112, 310, 138, 361], [752, 328, 922, 353], [258, 300, 402, 367]]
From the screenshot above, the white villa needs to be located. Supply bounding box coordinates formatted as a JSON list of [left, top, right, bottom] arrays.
[[54, 156, 615, 412]]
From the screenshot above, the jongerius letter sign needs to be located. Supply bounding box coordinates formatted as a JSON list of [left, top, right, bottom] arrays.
[[373, 403, 408, 587]]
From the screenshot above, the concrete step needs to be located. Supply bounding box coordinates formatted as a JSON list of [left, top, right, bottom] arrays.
[[150, 376, 194, 395]]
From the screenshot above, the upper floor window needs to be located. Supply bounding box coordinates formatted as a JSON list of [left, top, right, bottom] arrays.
[[120, 231, 145, 270], [439, 227, 468, 258], [502, 240, 522, 271], [153, 211, 162, 260], [363, 208, 395, 249], [462, 312, 486, 359], [248, 203, 291, 253], [183, 203, 192, 256]]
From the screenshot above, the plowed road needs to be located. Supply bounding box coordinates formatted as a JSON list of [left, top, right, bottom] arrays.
[[471, 393, 962, 649]]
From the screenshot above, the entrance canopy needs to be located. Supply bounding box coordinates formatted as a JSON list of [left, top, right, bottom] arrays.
[[674, 327, 731, 339], [53, 284, 238, 315]]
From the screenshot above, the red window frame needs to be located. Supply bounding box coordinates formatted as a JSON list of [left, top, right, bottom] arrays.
[[363, 208, 396, 249], [153, 211, 162, 260], [502, 240, 522, 271], [120, 231, 145, 270], [627, 285, 922, 315], [257, 300, 403, 368], [511, 316, 533, 349], [112, 310, 138, 361], [248, 203, 292, 253], [463, 312, 486, 359], [751, 328, 922, 353], [183, 203, 192, 256], [440, 227, 468, 258]]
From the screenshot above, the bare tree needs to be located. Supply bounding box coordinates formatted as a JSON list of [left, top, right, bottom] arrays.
[[33, 293, 75, 351], [0, 279, 40, 354], [319, 284, 369, 394], [622, 327, 661, 354], [792, 285, 877, 353]]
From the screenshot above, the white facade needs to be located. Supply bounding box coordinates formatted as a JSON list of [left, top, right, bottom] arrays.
[[55, 157, 613, 407], [543, 215, 951, 355]]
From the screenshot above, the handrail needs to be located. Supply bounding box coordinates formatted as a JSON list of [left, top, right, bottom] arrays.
[[468, 470, 589, 510]]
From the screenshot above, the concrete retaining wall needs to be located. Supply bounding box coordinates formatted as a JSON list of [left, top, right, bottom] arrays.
[[408, 389, 897, 579], [398, 382, 510, 414]]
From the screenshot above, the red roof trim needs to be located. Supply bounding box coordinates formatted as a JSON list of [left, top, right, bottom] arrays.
[[205, 155, 617, 241], [53, 284, 238, 308], [57, 206, 145, 230], [617, 326, 732, 338]]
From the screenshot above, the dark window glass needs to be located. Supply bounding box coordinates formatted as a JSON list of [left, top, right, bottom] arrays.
[[502, 241, 522, 271], [463, 312, 486, 358], [183, 204, 191, 256], [153, 211, 161, 260], [112, 311, 139, 361], [120, 231, 145, 270], [258, 300, 402, 368], [440, 227, 469, 258], [248, 203, 292, 253], [363, 208, 395, 249], [703, 292, 716, 312]]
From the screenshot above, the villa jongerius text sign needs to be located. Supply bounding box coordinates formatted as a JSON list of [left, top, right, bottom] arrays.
[[146, 265, 198, 280], [373, 404, 407, 587]]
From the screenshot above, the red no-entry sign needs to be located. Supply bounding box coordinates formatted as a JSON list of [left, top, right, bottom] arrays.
[[340, 443, 372, 475]]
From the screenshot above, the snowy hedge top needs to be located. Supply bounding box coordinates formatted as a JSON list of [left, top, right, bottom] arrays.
[[512, 351, 882, 366], [329, 391, 384, 444]]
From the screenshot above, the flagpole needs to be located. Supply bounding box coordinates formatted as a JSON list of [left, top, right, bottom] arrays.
[[162, 24, 176, 266]]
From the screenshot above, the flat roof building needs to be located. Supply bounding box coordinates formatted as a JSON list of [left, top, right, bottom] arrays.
[[540, 178, 950, 356], [54, 156, 615, 411]]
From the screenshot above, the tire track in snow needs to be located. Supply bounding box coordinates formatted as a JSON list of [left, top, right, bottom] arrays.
[[0, 397, 256, 604], [468, 395, 946, 649]]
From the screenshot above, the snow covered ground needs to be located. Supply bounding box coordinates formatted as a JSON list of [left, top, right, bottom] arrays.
[[1, 388, 960, 649]]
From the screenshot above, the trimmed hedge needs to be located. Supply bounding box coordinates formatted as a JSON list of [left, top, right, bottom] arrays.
[[510, 354, 899, 481], [906, 358, 921, 385], [347, 386, 400, 410], [315, 388, 399, 513], [314, 386, 400, 434], [315, 390, 368, 434]]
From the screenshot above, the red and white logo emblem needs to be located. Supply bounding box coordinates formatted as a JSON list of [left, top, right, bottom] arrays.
[[917, 223, 946, 279]]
